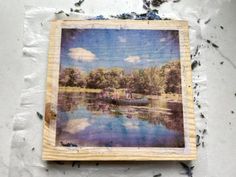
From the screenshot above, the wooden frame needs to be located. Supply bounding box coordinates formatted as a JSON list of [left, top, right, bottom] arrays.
[[42, 20, 196, 161]]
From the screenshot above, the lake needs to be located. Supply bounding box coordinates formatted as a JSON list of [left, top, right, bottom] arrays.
[[56, 92, 184, 147]]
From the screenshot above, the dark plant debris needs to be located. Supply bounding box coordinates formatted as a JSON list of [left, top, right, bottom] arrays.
[[196, 102, 201, 109], [89, 15, 108, 20], [151, 0, 167, 7], [74, 9, 84, 13], [111, 11, 161, 20], [143, 0, 151, 10], [203, 129, 207, 134], [153, 173, 162, 177], [206, 39, 219, 48], [196, 135, 201, 147], [74, 0, 85, 7], [220, 61, 224, 65], [220, 26, 224, 30], [204, 18, 211, 24], [31, 147, 35, 151], [191, 60, 200, 70], [193, 45, 200, 57], [55, 10, 64, 15], [231, 110, 234, 114], [180, 162, 194, 177], [173, 0, 181, 3], [60, 141, 78, 147], [197, 18, 200, 23], [193, 83, 198, 89], [200, 113, 205, 118], [36, 112, 43, 120]]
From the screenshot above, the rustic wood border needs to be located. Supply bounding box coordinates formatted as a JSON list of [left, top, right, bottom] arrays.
[[42, 20, 196, 161]]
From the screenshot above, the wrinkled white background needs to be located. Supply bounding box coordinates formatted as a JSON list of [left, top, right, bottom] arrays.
[[0, 0, 235, 177]]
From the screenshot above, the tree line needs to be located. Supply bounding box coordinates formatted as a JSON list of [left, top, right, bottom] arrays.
[[59, 60, 181, 95]]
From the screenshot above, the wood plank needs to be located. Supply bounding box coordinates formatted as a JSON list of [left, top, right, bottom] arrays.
[[42, 20, 196, 161]]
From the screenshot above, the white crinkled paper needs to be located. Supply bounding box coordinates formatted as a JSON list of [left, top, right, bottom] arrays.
[[9, 1, 224, 175]]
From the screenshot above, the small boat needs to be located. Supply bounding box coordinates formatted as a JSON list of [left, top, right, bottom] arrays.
[[99, 97, 149, 106]]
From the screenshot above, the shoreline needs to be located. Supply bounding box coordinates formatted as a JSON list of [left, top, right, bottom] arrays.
[[59, 86, 182, 102]]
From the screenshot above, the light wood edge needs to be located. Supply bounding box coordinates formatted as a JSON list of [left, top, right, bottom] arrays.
[[42, 20, 196, 161]]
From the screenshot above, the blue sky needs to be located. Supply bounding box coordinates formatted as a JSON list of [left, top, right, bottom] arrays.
[[60, 28, 180, 72]]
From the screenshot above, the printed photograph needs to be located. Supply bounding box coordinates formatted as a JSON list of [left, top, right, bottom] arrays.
[[56, 28, 184, 147]]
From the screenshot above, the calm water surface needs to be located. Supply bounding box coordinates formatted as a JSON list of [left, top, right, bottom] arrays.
[[56, 92, 184, 147]]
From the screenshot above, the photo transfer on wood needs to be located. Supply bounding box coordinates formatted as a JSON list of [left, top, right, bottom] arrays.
[[43, 20, 196, 161]]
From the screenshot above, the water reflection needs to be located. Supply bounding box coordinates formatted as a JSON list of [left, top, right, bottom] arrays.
[[56, 92, 184, 147]]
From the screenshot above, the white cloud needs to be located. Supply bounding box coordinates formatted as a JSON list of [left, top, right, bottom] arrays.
[[160, 37, 166, 42], [68, 48, 96, 62], [118, 36, 127, 43], [63, 119, 90, 134], [124, 56, 141, 64], [124, 121, 139, 130]]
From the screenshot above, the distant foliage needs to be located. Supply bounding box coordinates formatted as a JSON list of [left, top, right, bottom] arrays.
[[59, 68, 86, 87], [59, 60, 181, 95]]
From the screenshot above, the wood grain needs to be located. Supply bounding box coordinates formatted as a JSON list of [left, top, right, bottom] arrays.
[[42, 20, 196, 161]]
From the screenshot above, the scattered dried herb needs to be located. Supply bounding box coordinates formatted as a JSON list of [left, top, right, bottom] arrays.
[[202, 142, 205, 147], [151, 0, 167, 7], [89, 15, 108, 20], [220, 61, 224, 65], [180, 162, 194, 177], [55, 10, 64, 15], [153, 173, 162, 177], [231, 110, 234, 114], [196, 135, 201, 147], [173, 0, 181, 3], [31, 147, 35, 151], [220, 26, 224, 30], [111, 11, 161, 20], [74, 0, 85, 7], [60, 141, 78, 147], [74, 9, 84, 13], [143, 0, 151, 10], [200, 113, 205, 118], [197, 104, 201, 109], [202, 129, 207, 134], [206, 39, 219, 48], [204, 18, 211, 24], [193, 45, 200, 57], [197, 19, 200, 23], [191, 60, 199, 70], [77, 161, 81, 168], [36, 112, 43, 120]]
